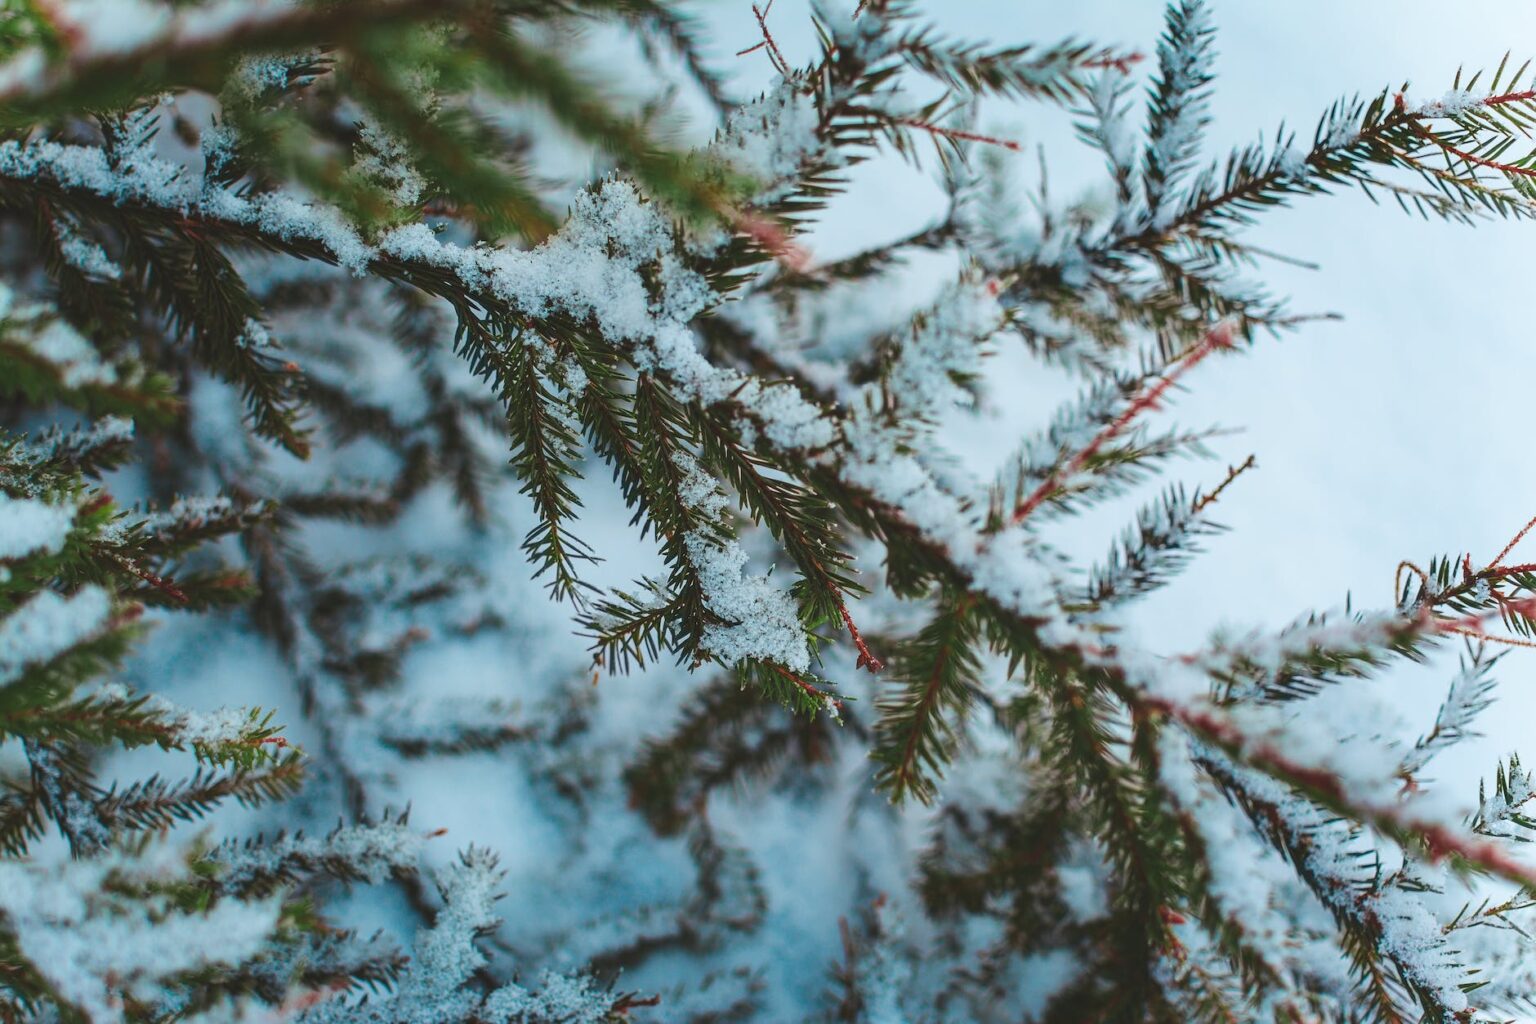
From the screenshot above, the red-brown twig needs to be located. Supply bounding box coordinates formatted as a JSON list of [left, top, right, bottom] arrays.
[[771, 663, 844, 712], [895, 118, 1023, 153], [1394, 550, 1536, 649], [838, 601, 883, 672], [1191, 454, 1257, 515], [1139, 689, 1536, 889], [737, 1, 789, 76], [1437, 626, 1536, 650], [107, 551, 188, 604], [1486, 90, 1536, 107], [1010, 322, 1235, 526], [1416, 89, 1536, 115], [1418, 126, 1536, 177], [1398, 93, 1536, 178], [1081, 51, 1145, 75], [1493, 511, 1536, 568]]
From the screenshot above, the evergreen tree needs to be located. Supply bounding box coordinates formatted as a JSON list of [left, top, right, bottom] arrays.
[[3, 0, 1536, 1020]]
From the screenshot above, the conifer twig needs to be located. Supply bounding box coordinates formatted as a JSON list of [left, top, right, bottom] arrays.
[[1009, 321, 1236, 526], [1191, 454, 1256, 514]]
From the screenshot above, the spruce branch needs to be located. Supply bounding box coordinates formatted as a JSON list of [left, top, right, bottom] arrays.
[[870, 591, 980, 805], [1009, 320, 1235, 528]]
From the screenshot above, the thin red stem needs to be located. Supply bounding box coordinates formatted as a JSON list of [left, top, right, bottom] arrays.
[[747, 2, 788, 76], [1010, 322, 1235, 526], [1081, 51, 1145, 75], [1441, 626, 1536, 650], [838, 602, 883, 672], [1191, 454, 1257, 515], [895, 119, 1023, 153], [1493, 511, 1536, 567], [1427, 132, 1536, 177], [1408, 90, 1536, 117], [108, 552, 188, 604], [771, 663, 843, 712], [1141, 690, 1536, 888], [1483, 89, 1536, 108], [1398, 93, 1536, 178]]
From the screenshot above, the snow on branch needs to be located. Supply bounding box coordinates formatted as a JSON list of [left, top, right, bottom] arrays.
[[0, 587, 113, 687], [0, 848, 282, 1023]]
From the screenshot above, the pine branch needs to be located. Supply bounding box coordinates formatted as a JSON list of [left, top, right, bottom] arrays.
[[1082, 482, 1229, 611], [892, 31, 1134, 105], [626, 673, 846, 835], [1143, 1, 1217, 220], [503, 339, 596, 605], [93, 753, 306, 833], [871, 592, 981, 805]]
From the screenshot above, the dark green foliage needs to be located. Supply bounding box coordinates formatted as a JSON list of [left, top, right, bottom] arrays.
[[626, 673, 848, 835], [870, 592, 982, 805]]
